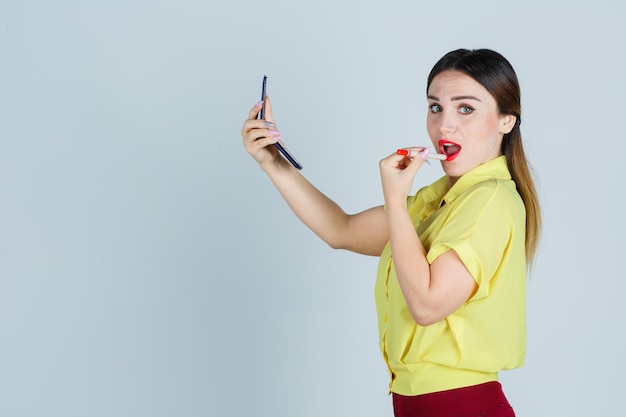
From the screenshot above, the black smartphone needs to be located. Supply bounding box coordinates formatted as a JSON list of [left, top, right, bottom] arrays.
[[258, 75, 303, 170]]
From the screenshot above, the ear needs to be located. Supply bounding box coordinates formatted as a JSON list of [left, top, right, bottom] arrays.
[[499, 113, 517, 135]]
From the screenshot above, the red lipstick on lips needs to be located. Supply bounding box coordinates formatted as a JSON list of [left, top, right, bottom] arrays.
[[439, 139, 462, 161]]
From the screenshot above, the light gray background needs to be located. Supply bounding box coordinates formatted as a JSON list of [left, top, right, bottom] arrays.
[[1, 1, 623, 416]]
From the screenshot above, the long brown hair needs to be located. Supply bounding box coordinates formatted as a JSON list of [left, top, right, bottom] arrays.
[[427, 49, 541, 265]]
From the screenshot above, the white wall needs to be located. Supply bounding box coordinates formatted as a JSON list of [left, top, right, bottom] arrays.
[[1, 1, 623, 416]]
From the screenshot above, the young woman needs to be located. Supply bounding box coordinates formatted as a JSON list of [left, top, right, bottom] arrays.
[[241, 49, 541, 417]]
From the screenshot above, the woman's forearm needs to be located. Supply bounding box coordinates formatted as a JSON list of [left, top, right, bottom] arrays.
[[384, 199, 435, 323], [263, 161, 352, 248]]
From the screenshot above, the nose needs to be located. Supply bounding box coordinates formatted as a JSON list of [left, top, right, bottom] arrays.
[[439, 113, 456, 135]]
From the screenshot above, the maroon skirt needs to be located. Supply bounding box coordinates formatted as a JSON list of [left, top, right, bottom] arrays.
[[392, 381, 515, 417]]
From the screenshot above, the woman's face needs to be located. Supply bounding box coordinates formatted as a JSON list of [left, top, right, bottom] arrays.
[[426, 70, 515, 185]]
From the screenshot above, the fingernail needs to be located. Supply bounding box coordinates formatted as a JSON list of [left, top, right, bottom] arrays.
[[263, 121, 275, 127], [267, 130, 280, 135], [272, 136, 283, 142], [255, 100, 263, 107], [420, 147, 430, 161]]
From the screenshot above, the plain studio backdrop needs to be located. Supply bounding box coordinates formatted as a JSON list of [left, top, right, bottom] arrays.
[[0, 1, 623, 416]]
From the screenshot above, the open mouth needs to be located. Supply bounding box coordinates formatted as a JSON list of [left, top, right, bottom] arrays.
[[439, 139, 461, 161]]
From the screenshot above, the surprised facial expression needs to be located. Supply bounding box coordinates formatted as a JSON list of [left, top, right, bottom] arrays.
[[426, 70, 516, 185]]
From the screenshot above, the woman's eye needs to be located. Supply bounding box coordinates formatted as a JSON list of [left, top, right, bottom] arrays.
[[459, 106, 474, 114], [429, 104, 442, 113]]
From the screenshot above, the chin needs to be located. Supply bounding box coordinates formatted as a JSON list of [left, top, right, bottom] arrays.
[[442, 165, 468, 180]]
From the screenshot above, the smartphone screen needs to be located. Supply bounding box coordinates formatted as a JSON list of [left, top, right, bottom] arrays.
[[258, 75, 303, 170]]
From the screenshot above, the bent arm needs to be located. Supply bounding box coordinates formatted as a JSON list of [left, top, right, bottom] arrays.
[[241, 99, 388, 256], [378, 151, 476, 326], [385, 199, 477, 326]]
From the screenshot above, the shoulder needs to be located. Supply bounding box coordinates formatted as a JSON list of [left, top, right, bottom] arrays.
[[463, 178, 523, 210], [446, 179, 525, 233]]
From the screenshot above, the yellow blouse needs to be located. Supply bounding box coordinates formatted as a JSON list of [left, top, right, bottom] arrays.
[[375, 156, 527, 395]]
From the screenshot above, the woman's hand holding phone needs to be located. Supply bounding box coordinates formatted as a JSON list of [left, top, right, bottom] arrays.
[[258, 76, 303, 170], [242, 75, 303, 170], [241, 98, 284, 168]]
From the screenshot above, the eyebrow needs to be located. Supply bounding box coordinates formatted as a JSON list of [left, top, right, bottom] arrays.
[[427, 95, 482, 102]]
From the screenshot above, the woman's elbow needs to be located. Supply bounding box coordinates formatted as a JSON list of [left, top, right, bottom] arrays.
[[410, 307, 445, 327], [325, 237, 347, 250], [413, 315, 438, 327]]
